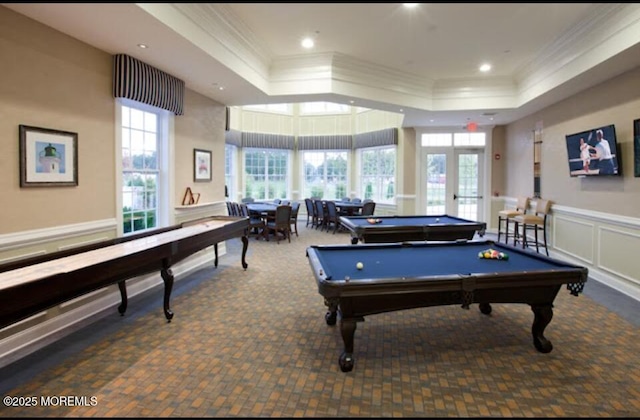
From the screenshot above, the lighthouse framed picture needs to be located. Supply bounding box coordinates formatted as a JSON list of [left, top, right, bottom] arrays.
[[19, 125, 78, 187]]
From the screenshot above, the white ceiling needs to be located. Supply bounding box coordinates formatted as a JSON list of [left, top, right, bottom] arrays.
[[5, 3, 640, 128]]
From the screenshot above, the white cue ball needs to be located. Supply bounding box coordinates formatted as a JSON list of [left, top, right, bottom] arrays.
[[356, 262, 364, 270]]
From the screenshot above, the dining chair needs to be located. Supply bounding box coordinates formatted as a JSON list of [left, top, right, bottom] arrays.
[[304, 198, 315, 228], [314, 200, 326, 231], [289, 201, 301, 237], [240, 203, 266, 240], [324, 200, 341, 234], [361, 201, 376, 216], [264, 205, 292, 243]]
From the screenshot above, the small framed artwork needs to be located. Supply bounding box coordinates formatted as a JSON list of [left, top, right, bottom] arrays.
[[194, 148, 212, 182], [19, 124, 78, 187], [634, 118, 640, 177]]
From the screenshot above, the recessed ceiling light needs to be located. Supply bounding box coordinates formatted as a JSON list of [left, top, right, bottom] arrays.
[[301, 37, 314, 49], [137, 43, 148, 49], [403, 3, 419, 8], [479, 63, 492, 72]]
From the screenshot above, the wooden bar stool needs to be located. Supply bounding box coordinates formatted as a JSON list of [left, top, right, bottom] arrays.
[[497, 196, 530, 244], [513, 199, 552, 256]]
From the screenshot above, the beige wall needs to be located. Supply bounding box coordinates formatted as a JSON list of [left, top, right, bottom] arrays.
[[504, 66, 640, 218], [0, 7, 115, 234], [175, 90, 227, 205], [0, 6, 228, 237]]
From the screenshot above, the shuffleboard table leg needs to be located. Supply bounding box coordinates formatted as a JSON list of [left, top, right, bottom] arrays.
[[117, 281, 128, 315], [241, 235, 249, 270], [161, 259, 174, 322], [531, 304, 553, 353]]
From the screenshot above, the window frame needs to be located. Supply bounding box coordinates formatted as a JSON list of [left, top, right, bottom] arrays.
[[116, 98, 172, 236], [300, 149, 350, 200], [242, 147, 292, 200], [356, 145, 397, 204]]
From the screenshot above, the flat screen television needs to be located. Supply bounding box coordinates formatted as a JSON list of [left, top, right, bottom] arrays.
[[565, 124, 621, 177]]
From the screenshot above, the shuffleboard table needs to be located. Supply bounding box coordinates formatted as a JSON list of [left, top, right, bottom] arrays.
[[0, 216, 249, 330]]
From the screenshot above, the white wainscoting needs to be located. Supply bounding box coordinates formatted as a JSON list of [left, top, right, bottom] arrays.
[[493, 198, 640, 302], [547, 205, 640, 302]]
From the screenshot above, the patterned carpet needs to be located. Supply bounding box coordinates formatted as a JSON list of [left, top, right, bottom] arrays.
[[0, 222, 639, 417]]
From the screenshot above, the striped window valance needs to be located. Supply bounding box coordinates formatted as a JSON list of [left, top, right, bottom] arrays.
[[353, 128, 398, 149], [225, 129, 242, 147], [242, 132, 295, 150], [297, 135, 352, 150], [113, 54, 185, 115]]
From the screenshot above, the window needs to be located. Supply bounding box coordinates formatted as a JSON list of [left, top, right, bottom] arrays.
[[302, 151, 349, 199], [119, 100, 169, 235], [454, 132, 486, 147], [244, 148, 290, 200], [422, 132, 486, 147], [225, 144, 237, 201], [300, 101, 351, 115], [242, 103, 292, 114], [358, 146, 396, 204]]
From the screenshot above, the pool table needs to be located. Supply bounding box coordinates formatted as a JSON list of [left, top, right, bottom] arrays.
[[339, 214, 487, 244], [306, 240, 588, 372]]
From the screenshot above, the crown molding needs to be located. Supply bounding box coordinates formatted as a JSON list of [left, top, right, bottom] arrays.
[[515, 3, 640, 105], [140, 3, 640, 114]]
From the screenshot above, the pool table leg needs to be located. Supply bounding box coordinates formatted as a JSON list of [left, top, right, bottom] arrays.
[[324, 298, 338, 325], [531, 304, 553, 353], [339, 318, 358, 372], [479, 303, 492, 314]]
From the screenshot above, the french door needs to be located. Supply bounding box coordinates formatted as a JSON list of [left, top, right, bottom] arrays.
[[422, 148, 484, 221]]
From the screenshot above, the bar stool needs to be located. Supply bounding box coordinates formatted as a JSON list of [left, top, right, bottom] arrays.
[[513, 199, 552, 256], [497, 196, 530, 244]]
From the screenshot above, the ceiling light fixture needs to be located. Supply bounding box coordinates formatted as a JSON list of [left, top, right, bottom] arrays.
[[137, 43, 148, 49], [479, 63, 492, 72], [403, 3, 419, 8], [301, 37, 315, 49]]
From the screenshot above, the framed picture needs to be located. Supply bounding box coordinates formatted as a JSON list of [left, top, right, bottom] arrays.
[[634, 118, 640, 177], [194, 148, 212, 182], [19, 125, 78, 187]]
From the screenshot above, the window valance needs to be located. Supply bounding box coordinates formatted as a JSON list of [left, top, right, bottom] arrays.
[[353, 128, 398, 149], [225, 129, 242, 147], [242, 132, 295, 150], [297, 135, 352, 150], [113, 54, 185, 115]]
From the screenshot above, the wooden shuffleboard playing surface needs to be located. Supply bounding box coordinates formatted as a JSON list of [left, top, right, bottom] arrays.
[[0, 216, 249, 330]]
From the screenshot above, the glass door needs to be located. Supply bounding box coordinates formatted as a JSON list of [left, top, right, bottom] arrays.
[[423, 148, 484, 220], [454, 150, 484, 221]]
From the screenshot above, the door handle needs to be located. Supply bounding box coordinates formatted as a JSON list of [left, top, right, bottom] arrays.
[[454, 194, 483, 200]]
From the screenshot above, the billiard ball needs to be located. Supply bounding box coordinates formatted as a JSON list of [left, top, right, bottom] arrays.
[[356, 262, 364, 270], [435, 218, 440, 223]]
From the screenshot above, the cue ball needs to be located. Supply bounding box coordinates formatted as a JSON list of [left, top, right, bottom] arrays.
[[435, 218, 440, 223], [356, 262, 364, 270]]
